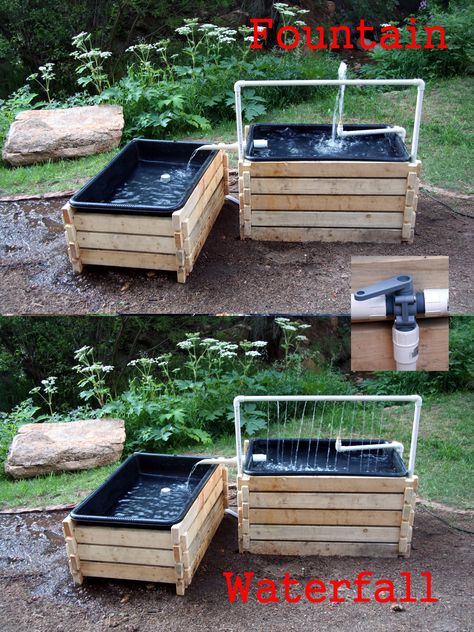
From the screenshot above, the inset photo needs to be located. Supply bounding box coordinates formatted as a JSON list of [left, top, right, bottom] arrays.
[[351, 256, 449, 371]]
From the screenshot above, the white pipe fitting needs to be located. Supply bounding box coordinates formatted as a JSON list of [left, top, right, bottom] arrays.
[[423, 288, 449, 316], [191, 456, 238, 467], [393, 323, 419, 371], [351, 294, 387, 320], [335, 437, 404, 457], [195, 142, 239, 153]]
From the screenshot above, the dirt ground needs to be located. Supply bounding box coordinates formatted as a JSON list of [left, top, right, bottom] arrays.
[[0, 502, 472, 632], [0, 183, 473, 315]]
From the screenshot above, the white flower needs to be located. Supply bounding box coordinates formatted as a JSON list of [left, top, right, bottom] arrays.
[[219, 350, 237, 358], [201, 337, 219, 345], [177, 340, 194, 350], [252, 341, 267, 348], [199, 23, 217, 31], [245, 350, 261, 357], [176, 26, 192, 35], [295, 335, 308, 342], [298, 323, 311, 329], [72, 32, 89, 46], [75, 345, 91, 354]]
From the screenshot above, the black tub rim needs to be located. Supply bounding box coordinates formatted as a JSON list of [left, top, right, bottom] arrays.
[[70, 451, 219, 529], [69, 138, 219, 216], [245, 122, 411, 163], [243, 437, 408, 477]]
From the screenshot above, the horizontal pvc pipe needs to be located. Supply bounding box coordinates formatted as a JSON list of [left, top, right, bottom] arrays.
[[191, 456, 238, 467], [194, 142, 239, 153], [337, 126, 406, 142], [335, 437, 404, 457], [351, 289, 449, 321]]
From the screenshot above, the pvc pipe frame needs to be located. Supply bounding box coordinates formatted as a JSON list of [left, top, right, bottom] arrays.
[[233, 395, 422, 478], [234, 78, 425, 162]]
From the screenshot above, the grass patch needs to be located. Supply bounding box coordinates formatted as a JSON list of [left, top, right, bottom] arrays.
[[0, 78, 471, 196], [0, 393, 471, 511], [0, 463, 115, 509], [0, 150, 117, 197]]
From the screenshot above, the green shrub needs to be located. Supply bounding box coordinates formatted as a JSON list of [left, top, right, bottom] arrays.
[[362, 6, 474, 79], [1, 17, 341, 145]]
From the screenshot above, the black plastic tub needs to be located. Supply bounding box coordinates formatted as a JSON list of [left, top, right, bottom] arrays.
[[243, 438, 408, 477], [246, 124, 410, 162], [71, 452, 218, 528], [70, 139, 218, 216]]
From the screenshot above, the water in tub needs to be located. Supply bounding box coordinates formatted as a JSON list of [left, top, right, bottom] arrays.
[[109, 474, 198, 521], [251, 440, 395, 475], [108, 160, 201, 208]]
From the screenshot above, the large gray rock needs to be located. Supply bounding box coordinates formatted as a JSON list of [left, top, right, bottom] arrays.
[[5, 418, 125, 479], [2, 105, 124, 166]]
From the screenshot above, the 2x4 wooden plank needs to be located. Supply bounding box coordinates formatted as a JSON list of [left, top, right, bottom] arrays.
[[249, 524, 400, 543], [79, 249, 178, 271], [72, 524, 172, 549], [77, 543, 175, 567], [251, 227, 403, 244], [251, 178, 408, 196], [241, 475, 408, 493], [249, 508, 403, 526], [184, 179, 225, 269], [249, 492, 404, 511], [187, 495, 224, 578], [183, 165, 224, 237], [252, 211, 403, 229], [80, 561, 176, 584], [250, 194, 405, 212], [76, 231, 176, 254], [72, 213, 175, 237], [247, 541, 399, 557], [246, 161, 411, 179]]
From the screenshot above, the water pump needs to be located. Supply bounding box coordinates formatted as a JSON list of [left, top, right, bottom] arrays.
[[351, 275, 449, 371]]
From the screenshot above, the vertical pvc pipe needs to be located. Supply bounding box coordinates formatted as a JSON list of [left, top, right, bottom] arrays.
[[411, 80, 425, 162], [233, 396, 243, 476], [408, 396, 422, 477], [234, 82, 244, 161]]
